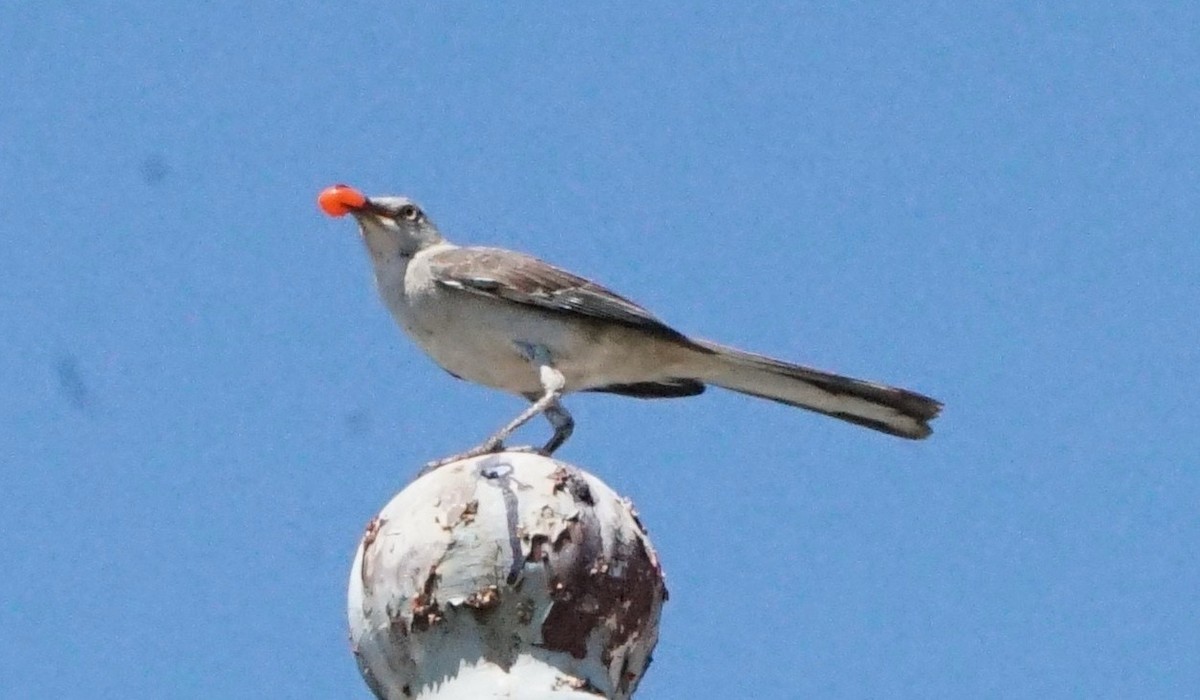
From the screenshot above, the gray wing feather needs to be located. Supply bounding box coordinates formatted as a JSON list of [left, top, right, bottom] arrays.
[[427, 247, 693, 341]]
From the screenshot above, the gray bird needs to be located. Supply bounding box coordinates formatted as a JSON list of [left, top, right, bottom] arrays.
[[319, 184, 941, 469]]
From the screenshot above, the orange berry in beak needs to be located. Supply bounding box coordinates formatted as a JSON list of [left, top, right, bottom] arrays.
[[318, 184, 367, 217]]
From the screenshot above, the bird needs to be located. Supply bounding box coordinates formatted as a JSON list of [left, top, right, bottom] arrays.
[[318, 184, 941, 469]]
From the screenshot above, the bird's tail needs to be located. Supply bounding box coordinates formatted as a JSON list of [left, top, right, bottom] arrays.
[[688, 339, 941, 439]]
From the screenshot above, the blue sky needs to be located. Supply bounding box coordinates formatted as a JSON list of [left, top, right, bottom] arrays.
[[3, 3, 1198, 698]]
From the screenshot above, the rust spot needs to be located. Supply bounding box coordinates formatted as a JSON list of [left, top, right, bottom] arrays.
[[362, 516, 385, 551], [459, 499, 478, 525], [541, 536, 663, 664], [550, 466, 570, 491], [410, 597, 442, 631], [464, 585, 501, 610], [551, 466, 595, 505], [443, 499, 479, 530], [553, 673, 603, 695], [619, 671, 642, 695], [359, 516, 387, 592], [555, 674, 586, 690], [410, 567, 443, 631]]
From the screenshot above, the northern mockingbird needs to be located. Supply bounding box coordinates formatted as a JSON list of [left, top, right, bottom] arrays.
[[319, 184, 941, 468]]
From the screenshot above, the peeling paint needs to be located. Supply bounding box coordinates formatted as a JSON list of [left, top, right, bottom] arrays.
[[463, 585, 501, 610], [348, 453, 665, 699], [359, 516, 386, 592], [554, 673, 604, 696]]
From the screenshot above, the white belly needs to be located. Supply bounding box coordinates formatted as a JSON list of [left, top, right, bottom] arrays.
[[400, 288, 577, 394]]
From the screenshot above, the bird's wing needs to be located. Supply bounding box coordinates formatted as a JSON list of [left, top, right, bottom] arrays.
[[426, 246, 691, 339]]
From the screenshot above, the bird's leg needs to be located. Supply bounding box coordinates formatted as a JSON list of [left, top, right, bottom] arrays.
[[420, 345, 567, 474], [540, 400, 574, 455]]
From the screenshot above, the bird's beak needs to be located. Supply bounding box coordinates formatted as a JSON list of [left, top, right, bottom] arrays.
[[318, 184, 378, 218]]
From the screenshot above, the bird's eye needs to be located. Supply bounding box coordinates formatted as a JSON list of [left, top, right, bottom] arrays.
[[398, 205, 421, 221]]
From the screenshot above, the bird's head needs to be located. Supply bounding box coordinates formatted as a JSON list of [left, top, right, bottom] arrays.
[[318, 184, 443, 259]]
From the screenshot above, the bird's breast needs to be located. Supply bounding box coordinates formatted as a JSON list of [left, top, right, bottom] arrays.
[[378, 274, 547, 394]]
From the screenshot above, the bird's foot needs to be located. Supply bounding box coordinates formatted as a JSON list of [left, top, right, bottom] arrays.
[[419, 447, 489, 477]]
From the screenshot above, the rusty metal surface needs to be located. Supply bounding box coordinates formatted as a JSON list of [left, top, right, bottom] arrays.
[[348, 453, 666, 699]]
